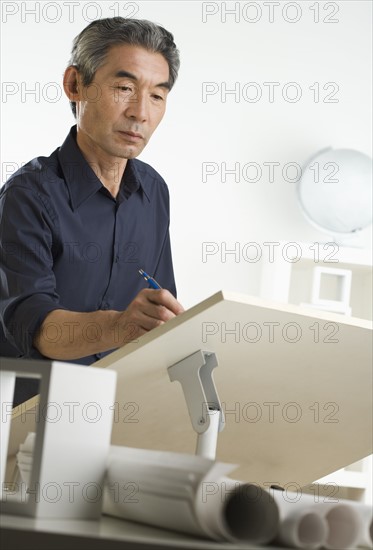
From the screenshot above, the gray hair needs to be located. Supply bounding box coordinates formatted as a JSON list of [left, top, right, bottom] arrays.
[[67, 17, 180, 117]]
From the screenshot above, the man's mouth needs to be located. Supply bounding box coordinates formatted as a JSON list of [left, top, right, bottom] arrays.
[[118, 130, 144, 142]]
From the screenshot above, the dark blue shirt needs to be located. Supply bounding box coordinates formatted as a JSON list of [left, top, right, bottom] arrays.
[[0, 125, 176, 373]]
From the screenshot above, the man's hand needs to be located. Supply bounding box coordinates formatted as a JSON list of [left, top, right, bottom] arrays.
[[34, 290, 184, 360], [111, 288, 184, 343]]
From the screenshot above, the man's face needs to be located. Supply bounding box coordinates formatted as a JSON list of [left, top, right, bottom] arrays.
[[75, 44, 170, 160]]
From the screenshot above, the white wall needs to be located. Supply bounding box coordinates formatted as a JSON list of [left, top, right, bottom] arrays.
[[2, 0, 372, 308]]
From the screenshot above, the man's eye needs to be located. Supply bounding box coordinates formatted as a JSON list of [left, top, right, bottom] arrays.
[[152, 94, 164, 101], [112, 85, 135, 94], [118, 86, 133, 92]]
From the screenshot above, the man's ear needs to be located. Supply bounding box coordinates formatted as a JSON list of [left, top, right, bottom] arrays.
[[63, 66, 81, 102]]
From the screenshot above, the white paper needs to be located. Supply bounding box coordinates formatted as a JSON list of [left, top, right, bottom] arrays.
[[347, 501, 373, 549], [103, 446, 280, 544], [195, 474, 279, 544], [103, 445, 235, 539], [269, 488, 366, 549]]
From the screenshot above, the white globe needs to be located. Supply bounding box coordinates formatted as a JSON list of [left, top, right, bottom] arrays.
[[297, 148, 372, 237]]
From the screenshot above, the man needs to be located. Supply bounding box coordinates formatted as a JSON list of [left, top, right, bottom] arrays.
[[0, 17, 184, 404]]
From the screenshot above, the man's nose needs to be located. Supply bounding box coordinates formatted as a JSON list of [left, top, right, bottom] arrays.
[[124, 92, 148, 123]]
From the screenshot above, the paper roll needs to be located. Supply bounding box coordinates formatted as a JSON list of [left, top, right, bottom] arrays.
[[104, 453, 211, 538], [271, 488, 364, 549], [103, 447, 236, 540], [271, 489, 328, 548], [104, 448, 279, 544], [347, 501, 373, 549], [195, 476, 279, 544], [320, 503, 364, 550]]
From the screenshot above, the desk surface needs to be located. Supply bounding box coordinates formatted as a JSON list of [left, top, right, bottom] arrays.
[[96, 290, 372, 485], [0, 513, 287, 550]]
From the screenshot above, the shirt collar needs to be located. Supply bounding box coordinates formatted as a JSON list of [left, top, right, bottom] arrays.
[[58, 125, 150, 210]]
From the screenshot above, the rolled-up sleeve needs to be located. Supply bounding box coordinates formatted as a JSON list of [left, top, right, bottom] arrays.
[[0, 184, 66, 357]]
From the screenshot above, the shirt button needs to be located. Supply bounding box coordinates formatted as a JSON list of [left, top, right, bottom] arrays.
[[102, 303, 109, 310], [115, 255, 119, 263]]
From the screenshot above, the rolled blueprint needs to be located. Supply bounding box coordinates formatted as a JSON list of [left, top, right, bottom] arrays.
[[319, 502, 362, 550], [347, 500, 373, 549], [213, 480, 367, 549], [270, 488, 364, 549], [104, 446, 213, 538], [103, 446, 279, 544], [269, 489, 328, 549], [195, 475, 279, 544]]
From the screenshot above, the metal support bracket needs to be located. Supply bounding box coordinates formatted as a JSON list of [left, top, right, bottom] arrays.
[[168, 350, 225, 459]]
